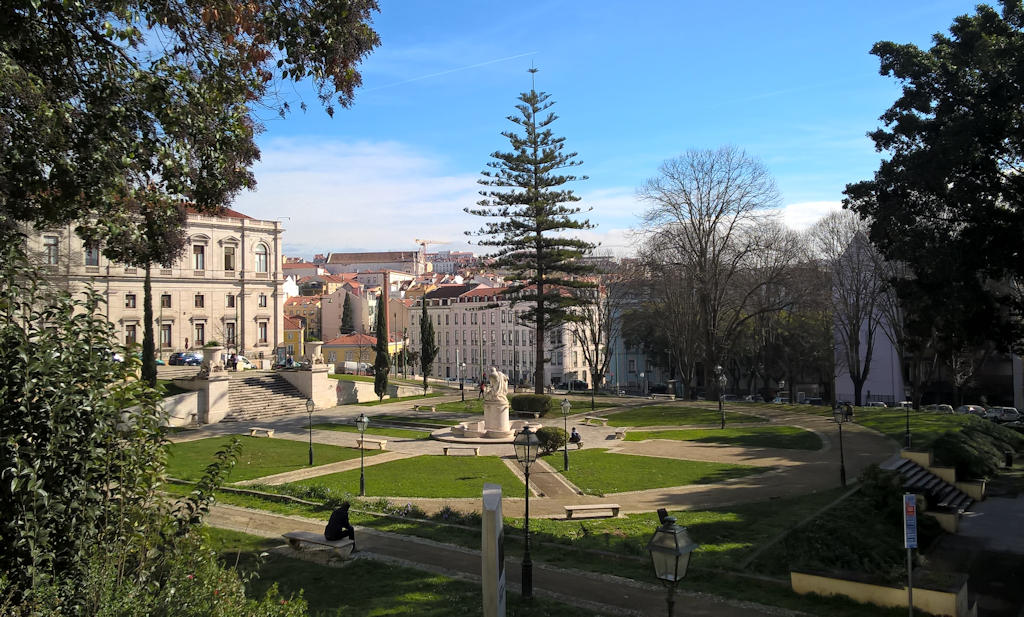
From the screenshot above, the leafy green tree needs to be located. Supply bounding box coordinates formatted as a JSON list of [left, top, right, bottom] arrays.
[[845, 0, 1024, 351], [467, 82, 596, 394], [373, 298, 390, 401], [341, 293, 356, 334], [419, 297, 438, 393]]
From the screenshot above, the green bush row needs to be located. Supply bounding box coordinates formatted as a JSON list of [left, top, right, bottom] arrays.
[[510, 394, 553, 413], [931, 416, 1024, 479]]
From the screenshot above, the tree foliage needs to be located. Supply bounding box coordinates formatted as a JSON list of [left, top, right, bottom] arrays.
[[419, 298, 437, 393], [844, 0, 1024, 352], [467, 85, 596, 393], [341, 293, 356, 335], [373, 298, 389, 401]]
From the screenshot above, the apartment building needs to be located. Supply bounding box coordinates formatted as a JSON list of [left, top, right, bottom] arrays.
[[26, 207, 284, 364]]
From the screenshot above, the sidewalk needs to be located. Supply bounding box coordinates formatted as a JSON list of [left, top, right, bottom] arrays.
[[207, 503, 804, 617]]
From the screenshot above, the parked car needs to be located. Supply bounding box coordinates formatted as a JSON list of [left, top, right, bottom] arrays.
[[895, 401, 914, 409], [996, 407, 1021, 423], [721, 394, 740, 402], [168, 351, 201, 366], [867, 401, 888, 408], [983, 407, 1006, 420], [924, 404, 954, 414], [955, 404, 986, 416], [771, 397, 790, 404], [234, 355, 255, 370]]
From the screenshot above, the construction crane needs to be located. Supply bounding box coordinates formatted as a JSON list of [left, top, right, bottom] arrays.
[[414, 239, 449, 274]]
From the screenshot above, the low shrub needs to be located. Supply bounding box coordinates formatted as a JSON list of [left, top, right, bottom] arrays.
[[511, 394, 553, 414], [536, 426, 567, 455]]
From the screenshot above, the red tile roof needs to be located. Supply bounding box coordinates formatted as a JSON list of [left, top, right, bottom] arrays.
[[283, 316, 303, 330]]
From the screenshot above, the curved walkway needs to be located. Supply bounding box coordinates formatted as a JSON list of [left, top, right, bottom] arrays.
[[172, 399, 899, 518]]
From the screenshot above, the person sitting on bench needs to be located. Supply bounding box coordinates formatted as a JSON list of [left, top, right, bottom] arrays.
[[324, 502, 356, 550], [569, 427, 582, 445]]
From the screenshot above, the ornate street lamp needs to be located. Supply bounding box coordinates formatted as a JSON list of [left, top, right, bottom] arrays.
[[355, 412, 369, 496], [561, 398, 571, 471], [305, 398, 315, 466], [513, 426, 540, 599], [715, 365, 728, 429], [833, 406, 848, 487], [647, 516, 699, 617], [460, 361, 466, 402]]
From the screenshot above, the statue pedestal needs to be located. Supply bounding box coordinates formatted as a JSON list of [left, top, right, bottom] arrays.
[[483, 399, 513, 439]]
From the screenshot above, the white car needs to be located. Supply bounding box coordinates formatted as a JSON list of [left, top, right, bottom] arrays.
[[867, 402, 887, 408], [234, 355, 256, 370], [955, 404, 986, 416], [924, 404, 954, 414]]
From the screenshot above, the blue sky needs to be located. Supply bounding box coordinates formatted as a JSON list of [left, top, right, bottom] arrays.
[[232, 0, 980, 259]]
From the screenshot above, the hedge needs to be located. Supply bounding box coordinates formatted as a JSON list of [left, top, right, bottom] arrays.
[[931, 416, 1024, 479], [510, 394, 553, 414]]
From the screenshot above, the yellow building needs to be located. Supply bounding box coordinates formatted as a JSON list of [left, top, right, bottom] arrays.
[[283, 315, 305, 358]]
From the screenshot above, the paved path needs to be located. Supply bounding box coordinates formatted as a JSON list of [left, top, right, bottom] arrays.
[[172, 399, 899, 518], [207, 503, 804, 617]]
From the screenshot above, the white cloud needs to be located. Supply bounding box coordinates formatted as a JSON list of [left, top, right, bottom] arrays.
[[775, 201, 842, 231]]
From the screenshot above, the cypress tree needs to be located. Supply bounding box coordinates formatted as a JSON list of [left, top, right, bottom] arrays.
[[419, 297, 438, 393], [340, 294, 355, 335], [466, 77, 596, 393], [373, 298, 390, 401]]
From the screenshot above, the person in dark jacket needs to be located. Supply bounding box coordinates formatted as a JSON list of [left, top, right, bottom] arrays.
[[324, 501, 356, 549]]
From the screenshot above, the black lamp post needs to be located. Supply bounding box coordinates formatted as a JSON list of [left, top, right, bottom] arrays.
[[561, 398, 571, 471], [715, 365, 727, 429], [356, 412, 369, 496], [832, 406, 848, 487], [647, 516, 699, 617], [905, 403, 912, 448], [460, 361, 466, 402], [305, 398, 315, 466], [513, 426, 539, 599]]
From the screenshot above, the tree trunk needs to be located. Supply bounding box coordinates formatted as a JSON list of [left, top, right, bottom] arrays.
[[535, 292, 545, 395], [141, 264, 157, 387]]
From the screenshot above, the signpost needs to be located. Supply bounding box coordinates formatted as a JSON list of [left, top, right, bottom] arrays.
[[903, 493, 917, 617], [482, 484, 506, 617]]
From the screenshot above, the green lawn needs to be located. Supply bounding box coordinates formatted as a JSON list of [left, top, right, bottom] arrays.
[[166, 436, 379, 482], [329, 373, 374, 382], [372, 414, 460, 427], [431, 398, 484, 414], [356, 392, 443, 406], [312, 422, 431, 440], [624, 425, 822, 450], [204, 528, 609, 617], [851, 408, 970, 447], [289, 455, 522, 498], [607, 405, 768, 427], [555, 449, 765, 496]]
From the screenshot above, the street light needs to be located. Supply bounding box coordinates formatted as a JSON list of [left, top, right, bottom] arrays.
[[904, 403, 912, 449], [460, 361, 466, 402], [561, 398, 571, 471], [513, 426, 539, 599], [715, 365, 728, 430], [305, 399, 315, 466], [355, 412, 369, 496], [833, 406, 849, 487], [647, 516, 699, 617]]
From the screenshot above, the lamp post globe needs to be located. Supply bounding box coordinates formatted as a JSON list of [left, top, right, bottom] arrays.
[[560, 398, 571, 471], [355, 412, 369, 496], [833, 407, 848, 487], [513, 427, 540, 600], [647, 516, 699, 617], [305, 399, 315, 466]]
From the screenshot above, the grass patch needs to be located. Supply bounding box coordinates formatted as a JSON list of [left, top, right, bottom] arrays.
[[312, 423, 430, 440], [607, 405, 768, 427], [355, 392, 443, 407], [204, 527, 608, 617], [166, 436, 379, 482], [372, 414, 460, 427], [329, 373, 374, 382], [156, 378, 190, 398], [625, 425, 822, 450], [556, 449, 764, 496], [852, 408, 970, 446], [289, 455, 522, 498], [432, 398, 484, 414]]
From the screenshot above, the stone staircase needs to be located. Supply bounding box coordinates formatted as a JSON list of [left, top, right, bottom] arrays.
[[880, 456, 974, 512], [222, 371, 309, 423]]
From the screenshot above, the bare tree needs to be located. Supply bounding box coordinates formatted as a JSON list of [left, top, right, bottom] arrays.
[[639, 147, 799, 399], [567, 274, 625, 409]]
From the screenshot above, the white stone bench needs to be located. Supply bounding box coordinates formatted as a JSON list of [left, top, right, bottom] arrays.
[[582, 416, 608, 426], [356, 438, 387, 450], [443, 446, 480, 456], [569, 439, 584, 449], [650, 393, 675, 400], [248, 427, 275, 438], [514, 410, 541, 419], [413, 405, 436, 412], [614, 427, 626, 439], [564, 503, 621, 519], [282, 531, 354, 558]]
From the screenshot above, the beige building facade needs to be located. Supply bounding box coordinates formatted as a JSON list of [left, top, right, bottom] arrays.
[[27, 208, 284, 365]]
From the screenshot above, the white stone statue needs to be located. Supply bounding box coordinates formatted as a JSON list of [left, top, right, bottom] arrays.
[[485, 366, 509, 406], [482, 366, 512, 438]]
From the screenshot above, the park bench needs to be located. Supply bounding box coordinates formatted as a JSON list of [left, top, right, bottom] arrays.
[[282, 531, 354, 558], [614, 427, 626, 439], [513, 410, 541, 419], [413, 405, 436, 412], [582, 416, 608, 426], [443, 446, 480, 456], [356, 438, 387, 450], [564, 503, 621, 519], [650, 393, 675, 400], [248, 427, 275, 438]]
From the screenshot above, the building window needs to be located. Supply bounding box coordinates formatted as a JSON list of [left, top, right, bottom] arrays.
[[258, 293, 267, 308], [628, 359, 636, 373], [255, 244, 268, 273], [224, 246, 236, 271], [226, 294, 236, 308], [125, 294, 136, 309], [125, 324, 137, 345], [160, 294, 171, 309], [194, 294, 204, 308], [84, 245, 99, 266], [226, 322, 236, 347], [462, 313, 466, 325], [160, 324, 172, 347], [445, 314, 449, 325], [194, 323, 205, 346], [193, 245, 205, 270], [43, 236, 58, 265], [258, 322, 268, 343]]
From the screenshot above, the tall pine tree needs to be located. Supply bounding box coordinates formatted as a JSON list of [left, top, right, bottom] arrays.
[[419, 296, 438, 393], [373, 297, 390, 401], [466, 75, 596, 393]]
